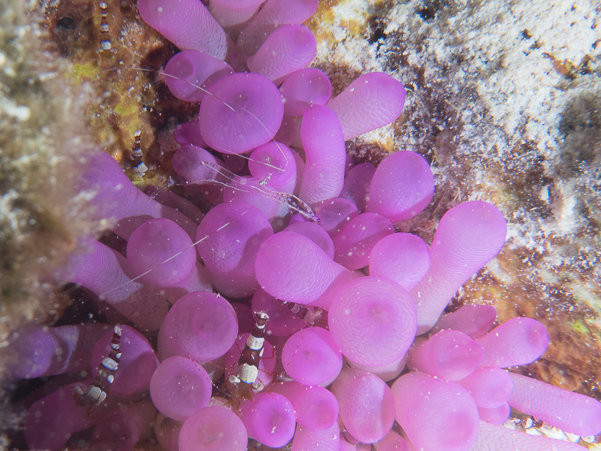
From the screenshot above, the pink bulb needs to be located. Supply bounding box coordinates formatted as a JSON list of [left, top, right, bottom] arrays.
[[127, 218, 196, 288], [282, 327, 343, 386], [284, 221, 335, 260], [316, 197, 359, 236], [157, 291, 238, 363], [61, 237, 169, 332], [339, 438, 360, 450], [280, 68, 332, 117], [478, 403, 510, 425], [509, 373, 601, 436], [291, 421, 340, 451], [154, 413, 182, 451], [150, 356, 213, 421], [82, 151, 197, 239], [208, 0, 264, 28], [431, 304, 497, 339], [327, 72, 406, 140], [300, 105, 347, 205], [138, 0, 232, 60], [331, 368, 396, 444], [174, 120, 206, 147], [374, 430, 411, 451], [328, 276, 417, 367], [366, 150, 434, 222], [237, 0, 319, 56], [248, 25, 317, 84], [91, 399, 156, 451], [25, 381, 97, 450], [411, 201, 507, 334], [270, 381, 339, 431], [172, 144, 222, 184], [391, 372, 479, 451], [339, 162, 376, 212], [369, 232, 431, 291], [196, 201, 273, 298], [477, 317, 549, 367], [239, 392, 297, 448], [255, 231, 356, 309], [457, 367, 513, 409], [8, 323, 107, 379], [199, 72, 284, 154], [332, 212, 394, 270], [473, 421, 585, 450], [179, 406, 248, 451], [412, 329, 486, 381], [248, 142, 298, 194], [164, 50, 232, 102]]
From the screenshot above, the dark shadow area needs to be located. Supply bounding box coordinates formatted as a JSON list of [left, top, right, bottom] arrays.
[[557, 92, 601, 178]]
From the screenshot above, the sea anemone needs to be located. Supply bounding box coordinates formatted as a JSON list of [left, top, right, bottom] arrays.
[[7, 1, 601, 450]]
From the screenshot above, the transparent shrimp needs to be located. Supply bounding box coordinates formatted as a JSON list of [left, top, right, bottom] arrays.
[[197, 160, 318, 222]]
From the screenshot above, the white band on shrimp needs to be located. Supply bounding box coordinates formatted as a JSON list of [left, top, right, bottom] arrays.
[[246, 335, 264, 351]]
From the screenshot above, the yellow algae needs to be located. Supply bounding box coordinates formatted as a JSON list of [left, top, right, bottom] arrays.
[[113, 96, 140, 118], [571, 320, 590, 335], [68, 61, 101, 84]]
